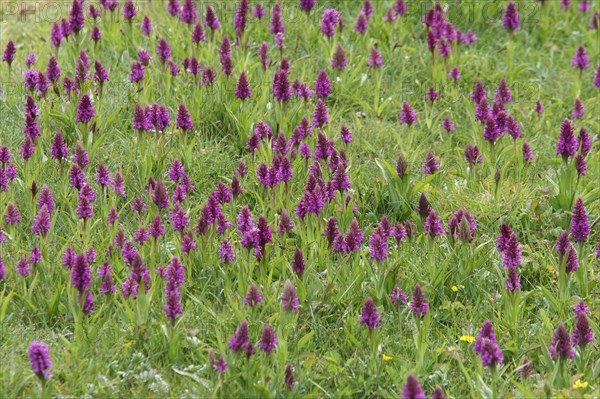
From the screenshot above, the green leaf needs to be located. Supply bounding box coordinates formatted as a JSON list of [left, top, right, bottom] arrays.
[[296, 330, 315, 352]]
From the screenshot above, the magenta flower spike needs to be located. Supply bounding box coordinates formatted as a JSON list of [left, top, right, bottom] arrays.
[[76, 94, 95, 124], [409, 284, 429, 317], [549, 322, 574, 361], [368, 47, 383, 68], [572, 46, 589, 72], [176, 104, 193, 134], [29, 342, 52, 381], [503, 2, 519, 32], [556, 119, 577, 161], [359, 297, 380, 330], [401, 374, 425, 399], [258, 324, 278, 354], [233, 71, 251, 100], [570, 197, 589, 243], [400, 101, 416, 126], [141, 16, 152, 36]]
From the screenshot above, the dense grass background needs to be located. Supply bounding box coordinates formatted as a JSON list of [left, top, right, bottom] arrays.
[[0, 0, 599, 397]]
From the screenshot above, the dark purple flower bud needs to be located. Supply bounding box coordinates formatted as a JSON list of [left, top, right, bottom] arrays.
[[31, 205, 50, 237], [503, 2, 519, 32], [394, 153, 409, 178], [253, 4, 265, 19], [61, 18, 71, 38], [574, 300, 588, 316], [556, 119, 577, 161], [106, 207, 118, 225], [45, 56, 61, 85], [213, 355, 227, 375], [29, 342, 52, 381], [400, 101, 416, 126], [565, 244, 578, 273], [384, 7, 397, 23], [257, 42, 269, 70], [575, 154, 586, 176], [464, 142, 483, 166], [29, 246, 41, 266], [395, 0, 407, 16], [470, 80, 486, 105], [141, 16, 152, 36], [89, 25, 102, 43], [235, 71, 251, 100], [76, 94, 95, 124], [20, 135, 36, 160], [71, 254, 91, 292], [51, 23, 63, 48], [167, 0, 179, 16], [258, 324, 278, 354], [522, 141, 534, 163], [549, 322, 574, 361], [401, 374, 425, 399], [204, 5, 220, 31], [368, 47, 383, 68], [369, 228, 388, 262], [424, 209, 443, 239], [122, 0, 137, 22], [321, 9, 340, 37], [505, 263, 521, 292], [572, 312, 594, 347], [570, 197, 589, 243], [312, 99, 329, 128], [572, 97, 585, 119], [245, 284, 262, 307], [431, 387, 445, 399], [93, 61, 109, 85], [270, 3, 284, 35], [447, 67, 461, 82], [24, 115, 40, 139], [331, 44, 347, 71], [176, 104, 193, 133], [229, 320, 249, 352], [69, 0, 84, 35], [422, 151, 439, 175], [355, 11, 369, 35], [191, 22, 205, 45], [572, 46, 589, 71], [180, 0, 197, 25], [578, 128, 591, 155], [390, 286, 406, 305], [315, 70, 331, 99], [98, 261, 116, 294], [281, 280, 299, 312], [157, 38, 172, 63], [72, 143, 88, 169], [273, 69, 291, 102], [149, 214, 165, 241], [502, 233, 521, 268], [416, 193, 430, 219], [359, 297, 380, 330], [291, 247, 304, 278], [409, 283, 429, 317], [130, 62, 145, 84], [16, 256, 30, 276]]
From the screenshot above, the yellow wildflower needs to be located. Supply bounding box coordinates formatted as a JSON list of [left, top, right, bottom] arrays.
[[451, 286, 459, 292], [573, 379, 588, 389], [460, 335, 475, 343], [382, 354, 393, 361]]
